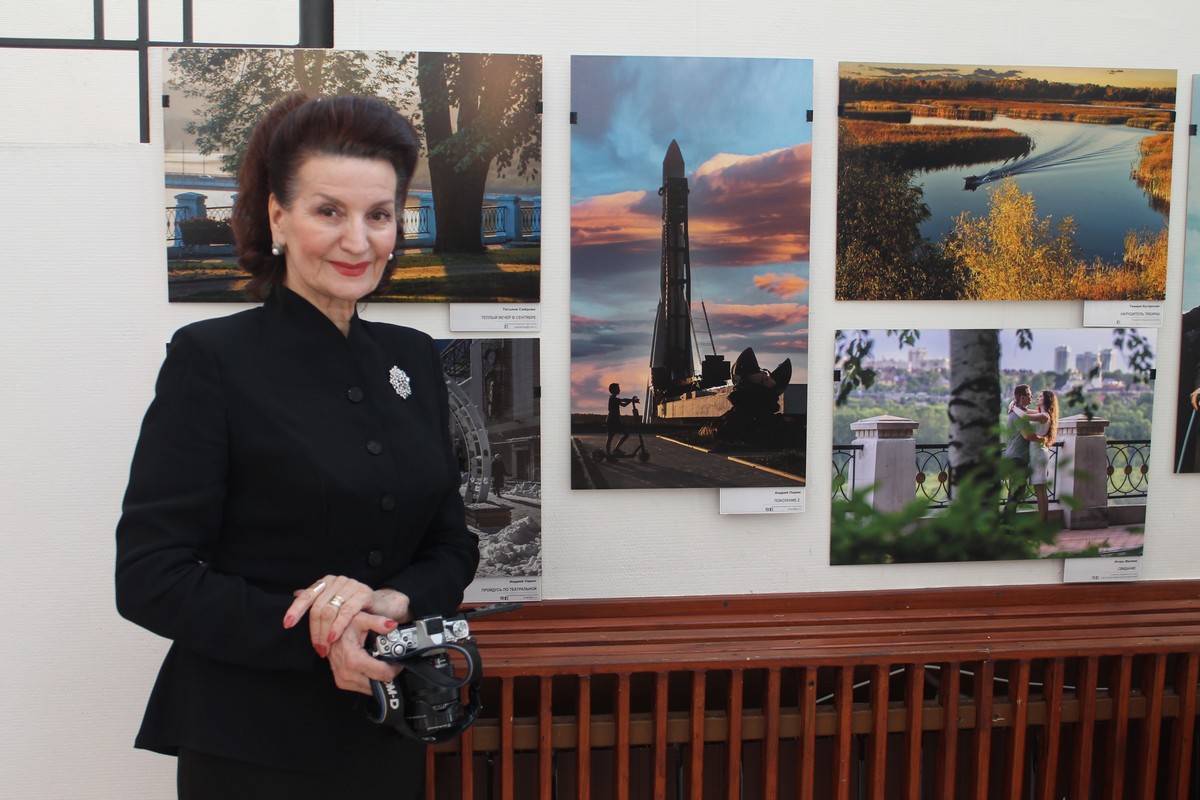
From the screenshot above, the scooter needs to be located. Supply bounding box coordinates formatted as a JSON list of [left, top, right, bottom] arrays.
[[593, 398, 651, 463]]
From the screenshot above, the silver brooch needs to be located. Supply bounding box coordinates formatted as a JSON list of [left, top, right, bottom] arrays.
[[389, 366, 412, 399]]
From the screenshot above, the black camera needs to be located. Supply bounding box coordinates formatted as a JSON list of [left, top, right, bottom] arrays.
[[365, 604, 518, 743]]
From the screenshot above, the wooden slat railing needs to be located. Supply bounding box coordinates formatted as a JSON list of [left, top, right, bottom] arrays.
[[426, 581, 1200, 798]]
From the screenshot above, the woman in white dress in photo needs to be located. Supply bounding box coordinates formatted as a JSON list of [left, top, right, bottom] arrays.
[[1010, 389, 1059, 523]]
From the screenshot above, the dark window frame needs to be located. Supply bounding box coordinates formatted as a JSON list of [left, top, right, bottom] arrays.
[[0, 0, 334, 143]]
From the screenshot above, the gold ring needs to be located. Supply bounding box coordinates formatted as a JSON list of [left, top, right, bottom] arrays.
[[329, 595, 346, 609]]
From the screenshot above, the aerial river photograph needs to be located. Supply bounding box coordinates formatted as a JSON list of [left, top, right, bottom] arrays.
[[836, 62, 1175, 301]]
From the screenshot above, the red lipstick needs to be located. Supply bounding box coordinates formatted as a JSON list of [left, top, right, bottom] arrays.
[[330, 261, 370, 277]]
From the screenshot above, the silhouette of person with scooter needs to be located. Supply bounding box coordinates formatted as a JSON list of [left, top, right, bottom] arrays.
[[595, 383, 650, 464], [606, 383, 637, 456]]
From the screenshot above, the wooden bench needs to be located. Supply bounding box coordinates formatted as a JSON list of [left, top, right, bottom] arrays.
[[427, 580, 1200, 799]]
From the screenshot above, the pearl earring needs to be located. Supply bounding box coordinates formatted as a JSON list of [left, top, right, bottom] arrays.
[[271, 242, 285, 256]]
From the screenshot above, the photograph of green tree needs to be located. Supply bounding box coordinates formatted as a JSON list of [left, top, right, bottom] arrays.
[[162, 48, 541, 303]]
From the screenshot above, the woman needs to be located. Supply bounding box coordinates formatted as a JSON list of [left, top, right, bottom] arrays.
[[1010, 389, 1059, 523], [116, 93, 479, 798]]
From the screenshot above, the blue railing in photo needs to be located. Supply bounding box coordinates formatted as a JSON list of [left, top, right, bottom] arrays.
[[521, 204, 541, 238], [168, 205, 234, 253], [482, 205, 505, 238], [403, 205, 431, 238], [166, 206, 185, 242], [167, 194, 540, 249]]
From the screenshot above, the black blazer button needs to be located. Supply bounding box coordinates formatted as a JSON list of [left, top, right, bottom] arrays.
[[367, 550, 384, 567], [366, 440, 383, 455], [380, 494, 396, 511], [347, 386, 365, 403]]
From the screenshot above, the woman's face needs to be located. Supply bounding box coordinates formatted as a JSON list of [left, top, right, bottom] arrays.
[[269, 154, 397, 314]]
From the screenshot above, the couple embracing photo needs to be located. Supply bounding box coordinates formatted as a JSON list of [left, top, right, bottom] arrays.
[[1005, 383, 1060, 523]]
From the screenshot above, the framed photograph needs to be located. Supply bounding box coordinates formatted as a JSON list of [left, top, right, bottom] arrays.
[[163, 48, 541, 303], [1174, 76, 1200, 473], [569, 55, 811, 490], [833, 327, 1155, 564], [836, 62, 1175, 301], [438, 338, 541, 602]]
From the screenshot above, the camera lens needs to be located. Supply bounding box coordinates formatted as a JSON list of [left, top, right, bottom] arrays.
[[402, 654, 464, 734]]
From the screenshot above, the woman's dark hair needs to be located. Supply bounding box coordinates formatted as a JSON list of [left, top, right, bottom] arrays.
[[232, 92, 420, 300]]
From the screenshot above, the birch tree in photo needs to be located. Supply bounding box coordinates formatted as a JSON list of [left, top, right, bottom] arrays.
[[947, 329, 1001, 491]]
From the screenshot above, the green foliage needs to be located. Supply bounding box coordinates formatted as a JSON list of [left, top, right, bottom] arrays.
[[839, 76, 1175, 106], [391, 248, 540, 268], [831, 462, 1058, 565], [177, 216, 235, 245], [169, 49, 542, 257], [943, 179, 1166, 301], [415, 52, 541, 181], [834, 330, 876, 406], [835, 132, 965, 300], [1061, 328, 1155, 422], [168, 48, 541, 183], [834, 401, 950, 444], [1113, 328, 1155, 380], [415, 52, 541, 253], [376, 271, 539, 303], [835, 328, 1155, 443], [946, 179, 1083, 300], [169, 49, 415, 175], [835, 330, 921, 407]]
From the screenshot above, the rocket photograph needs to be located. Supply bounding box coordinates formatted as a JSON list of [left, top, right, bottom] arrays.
[[569, 55, 813, 490]]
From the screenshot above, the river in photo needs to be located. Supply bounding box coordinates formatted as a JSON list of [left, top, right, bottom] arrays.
[[909, 116, 1167, 264]]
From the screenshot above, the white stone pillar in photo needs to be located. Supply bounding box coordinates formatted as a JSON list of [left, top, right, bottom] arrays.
[[850, 415, 918, 513], [1055, 414, 1111, 529]]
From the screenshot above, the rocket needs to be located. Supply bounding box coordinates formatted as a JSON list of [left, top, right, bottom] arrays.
[[650, 140, 696, 399]]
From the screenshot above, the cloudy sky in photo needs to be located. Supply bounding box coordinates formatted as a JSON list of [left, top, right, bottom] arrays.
[[570, 55, 812, 413]]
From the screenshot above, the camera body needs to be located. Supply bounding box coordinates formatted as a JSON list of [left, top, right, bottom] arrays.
[[371, 614, 471, 660], [366, 613, 482, 743]]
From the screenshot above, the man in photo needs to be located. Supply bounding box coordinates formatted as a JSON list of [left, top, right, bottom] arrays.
[[1004, 383, 1035, 511], [491, 453, 507, 497]]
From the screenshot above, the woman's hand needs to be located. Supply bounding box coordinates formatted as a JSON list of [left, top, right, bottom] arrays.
[[327, 612, 404, 696], [367, 587, 412, 624], [283, 575, 384, 658]]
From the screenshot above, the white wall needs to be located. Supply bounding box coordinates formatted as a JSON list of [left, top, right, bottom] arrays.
[[3, 0, 1199, 795]]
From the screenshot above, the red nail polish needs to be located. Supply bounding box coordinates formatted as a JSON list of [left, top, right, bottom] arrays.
[[315, 644, 328, 658], [384, 620, 397, 629], [283, 615, 294, 629], [328, 631, 337, 644]]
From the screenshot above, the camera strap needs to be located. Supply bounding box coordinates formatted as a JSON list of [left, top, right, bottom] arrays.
[[367, 641, 483, 743]]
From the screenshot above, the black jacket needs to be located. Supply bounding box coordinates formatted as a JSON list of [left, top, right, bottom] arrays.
[[1177, 305, 1200, 472], [115, 287, 479, 769]]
